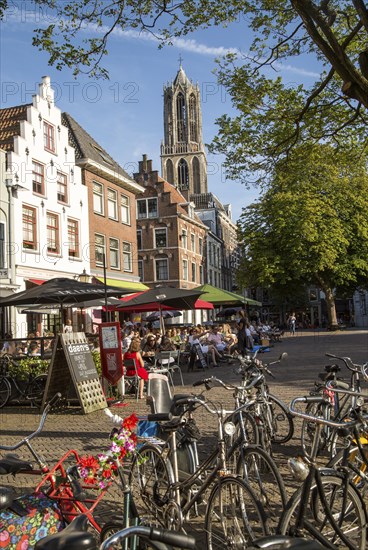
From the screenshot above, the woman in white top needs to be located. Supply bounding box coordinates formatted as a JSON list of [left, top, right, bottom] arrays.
[[188, 329, 223, 367]]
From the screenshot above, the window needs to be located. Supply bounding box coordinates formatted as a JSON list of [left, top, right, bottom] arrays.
[[107, 189, 117, 220], [22, 205, 37, 250], [166, 159, 174, 184], [191, 233, 195, 253], [181, 229, 187, 249], [178, 158, 189, 190], [137, 198, 158, 219], [95, 233, 106, 265], [57, 171, 68, 203], [109, 237, 120, 269], [155, 257, 168, 281], [32, 160, 45, 195], [138, 259, 144, 281], [183, 259, 188, 281], [93, 182, 104, 214], [199, 264, 204, 284], [155, 228, 167, 248], [176, 92, 187, 142], [191, 262, 196, 283], [46, 212, 60, 255], [199, 237, 203, 255], [189, 94, 197, 142], [67, 218, 79, 258], [193, 156, 201, 194], [121, 194, 130, 225], [0, 222, 4, 269], [137, 229, 142, 250], [123, 241, 132, 272], [43, 121, 55, 152]]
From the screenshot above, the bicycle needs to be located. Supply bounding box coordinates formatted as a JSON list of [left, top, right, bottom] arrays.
[[234, 351, 293, 453], [0, 353, 47, 408], [128, 392, 269, 548], [278, 395, 368, 549], [34, 513, 196, 550], [300, 352, 367, 459]]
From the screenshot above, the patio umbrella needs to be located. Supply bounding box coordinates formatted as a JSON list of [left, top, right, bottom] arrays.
[[216, 307, 244, 318], [0, 278, 131, 307], [116, 286, 205, 310], [145, 310, 182, 322], [194, 284, 262, 307]]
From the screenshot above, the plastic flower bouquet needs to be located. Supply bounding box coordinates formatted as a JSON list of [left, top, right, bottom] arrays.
[[78, 413, 138, 490]]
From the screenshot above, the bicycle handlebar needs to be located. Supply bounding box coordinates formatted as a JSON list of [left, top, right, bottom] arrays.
[[0, 393, 61, 451], [325, 353, 367, 377], [101, 525, 196, 550], [325, 380, 368, 400], [289, 396, 368, 429]]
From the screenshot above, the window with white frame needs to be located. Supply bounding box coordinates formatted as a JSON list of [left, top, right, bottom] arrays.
[[199, 237, 203, 255], [191, 233, 195, 253], [191, 262, 196, 282], [32, 160, 45, 195], [154, 228, 167, 248], [67, 218, 79, 258], [22, 205, 37, 250], [155, 257, 168, 281], [109, 237, 120, 268], [0, 222, 5, 269], [57, 171, 68, 203], [199, 264, 204, 284], [138, 259, 144, 281], [93, 182, 104, 214], [137, 198, 158, 219], [46, 212, 60, 255], [181, 229, 187, 248], [107, 188, 118, 220], [123, 241, 132, 272], [183, 259, 188, 281], [95, 233, 105, 265], [43, 121, 55, 152], [121, 194, 130, 225], [137, 229, 142, 250]]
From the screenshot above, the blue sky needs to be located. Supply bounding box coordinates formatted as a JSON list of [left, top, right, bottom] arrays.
[[1, 3, 320, 221]]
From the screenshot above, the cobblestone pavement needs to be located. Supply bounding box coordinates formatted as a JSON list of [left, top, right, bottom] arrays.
[[1, 329, 368, 545]]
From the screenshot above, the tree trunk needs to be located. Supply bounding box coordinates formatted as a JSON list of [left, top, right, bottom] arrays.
[[323, 286, 338, 330]]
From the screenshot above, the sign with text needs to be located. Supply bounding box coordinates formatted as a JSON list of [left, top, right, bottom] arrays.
[[42, 332, 107, 414], [99, 322, 123, 385]]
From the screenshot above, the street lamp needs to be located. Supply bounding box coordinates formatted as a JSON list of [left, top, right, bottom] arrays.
[[78, 268, 91, 283]]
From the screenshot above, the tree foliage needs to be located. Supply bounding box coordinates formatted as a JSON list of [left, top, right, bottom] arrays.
[[2, 1, 368, 179], [236, 144, 368, 326]]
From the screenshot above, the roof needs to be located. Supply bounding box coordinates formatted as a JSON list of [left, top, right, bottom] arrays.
[[62, 112, 133, 181], [195, 284, 262, 307], [173, 65, 191, 87], [0, 104, 30, 151], [190, 192, 227, 212]]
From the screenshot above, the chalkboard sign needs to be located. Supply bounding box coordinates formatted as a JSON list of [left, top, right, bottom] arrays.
[[42, 332, 107, 414], [192, 343, 208, 369]]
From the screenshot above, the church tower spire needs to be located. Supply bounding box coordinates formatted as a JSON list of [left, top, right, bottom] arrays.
[[160, 64, 208, 197]]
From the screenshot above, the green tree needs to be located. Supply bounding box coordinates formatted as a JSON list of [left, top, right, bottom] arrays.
[[237, 144, 368, 328]]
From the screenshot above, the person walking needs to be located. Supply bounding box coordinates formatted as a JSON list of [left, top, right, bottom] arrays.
[[288, 313, 297, 335]]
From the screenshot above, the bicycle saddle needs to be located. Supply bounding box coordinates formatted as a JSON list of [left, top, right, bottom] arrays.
[[34, 514, 96, 550], [0, 453, 33, 475], [0, 486, 15, 511]]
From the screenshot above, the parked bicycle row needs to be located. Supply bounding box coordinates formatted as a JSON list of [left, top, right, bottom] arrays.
[[1, 348, 368, 548]]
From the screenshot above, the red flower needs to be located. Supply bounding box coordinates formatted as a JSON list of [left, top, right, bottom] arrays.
[[123, 413, 138, 431], [79, 455, 99, 472]]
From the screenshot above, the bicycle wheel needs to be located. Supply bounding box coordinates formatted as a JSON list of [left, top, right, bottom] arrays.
[[129, 444, 174, 526], [268, 394, 294, 444], [205, 476, 268, 549], [328, 444, 368, 497], [27, 375, 47, 406], [0, 377, 11, 408], [300, 401, 330, 459], [236, 445, 287, 534], [279, 473, 367, 550]]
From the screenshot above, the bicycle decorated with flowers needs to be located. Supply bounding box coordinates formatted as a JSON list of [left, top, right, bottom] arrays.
[[0, 398, 162, 549]]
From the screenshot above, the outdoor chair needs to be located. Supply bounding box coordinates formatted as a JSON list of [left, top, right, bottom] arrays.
[[153, 350, 184, 386], [151, 352, 175, 386], [123, 358, 140, 401]]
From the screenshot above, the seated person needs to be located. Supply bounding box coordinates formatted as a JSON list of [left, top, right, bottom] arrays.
[[206, 326, 227, 353], [123, 337, 148, 399], [141, 335, 158, 365], [1, 332, 16, 356], [188, 328, 223, 367], [28, 341, 41, 356], [156, 336, 176, 366]]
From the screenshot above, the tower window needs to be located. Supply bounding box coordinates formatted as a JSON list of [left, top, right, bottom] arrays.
[[176, 92, 186, 142], [189, 94, 197, 142], [178, 158, 189, 190], [193, 156, 201, 194], [166, 159, 174, 184]]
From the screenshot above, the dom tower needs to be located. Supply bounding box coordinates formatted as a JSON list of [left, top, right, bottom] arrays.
[[160, 64, 208, 197]]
